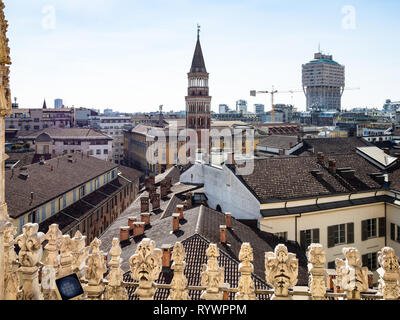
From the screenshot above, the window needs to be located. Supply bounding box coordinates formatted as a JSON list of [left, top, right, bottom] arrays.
[[19, 216, 25, 233], [104, 149, 108, 154], [96, 149, 101, 155], [28, 212, 36, 223], [363, 218, 385, 241], [391, 223, 400, 243], [90, 181, 93, 193], [80, 185, 87, 198], [274, 232, 288, 241], [327, 261, 336, 269], [51, 201, 56, 215], [41, 206, 46, 221], [300, 229, 320, 250], [73, 189, 77, 202], [328, 223, 354, 248], [63, 194, 67, 209], [362, 252, 378, 271]]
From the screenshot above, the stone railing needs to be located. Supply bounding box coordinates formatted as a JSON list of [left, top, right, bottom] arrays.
[[1, 222, 400, 301]]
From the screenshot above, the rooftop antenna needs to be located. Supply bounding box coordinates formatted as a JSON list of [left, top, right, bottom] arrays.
[[197, 24, 200, 40]]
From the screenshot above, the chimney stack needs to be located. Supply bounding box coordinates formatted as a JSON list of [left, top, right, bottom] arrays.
[[140, 212, 151, 226], [152, 193, 161, 211], [172, 213, 180, 232], [161, 245, 171, 268], [328, 159, 337, 174], [176, 204, 184, 220], [185, 193, 193, 209], [119, 226, 130, 243], [133, 222, 145, 238], [225, 212, 232, 229], [128, 216, 137, 232], [317, 152, 325, 164], [220, 225, 227, 244], [140, 197, 149, 213]]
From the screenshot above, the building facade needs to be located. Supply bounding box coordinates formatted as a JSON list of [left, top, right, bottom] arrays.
[[18, 128, 113, 161], [302, 52, 345, 112]]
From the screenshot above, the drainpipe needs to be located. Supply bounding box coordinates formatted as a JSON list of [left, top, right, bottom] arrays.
[[295, 214, 301, 243]]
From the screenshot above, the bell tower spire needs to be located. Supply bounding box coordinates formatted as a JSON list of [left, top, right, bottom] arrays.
[[185, 26, 211, 160]]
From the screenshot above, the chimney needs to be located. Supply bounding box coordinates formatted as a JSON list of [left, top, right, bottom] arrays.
[[140, 212, 151, 226], [140, 197, 149, 213], [176, 204, 184, 220], [317, 152, 325, 164], [133, 222, 145, 238], [128, 216, 137, 232], [220, 225, 227, 244], [160, 180, 168, 198], [298, 135, 302, 143], [172, 213, 180, 232], [328, 159, 337, 174], [384, 148, 390, 155], [225, 212, 232, 229], [151, 193, 161, 211], [161, 244, 171, 268], [119, 226, 130, 243], [185, 193, 193, 209]]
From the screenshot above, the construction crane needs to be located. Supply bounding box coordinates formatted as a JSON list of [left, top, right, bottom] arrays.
[[250, 87, 302, 123]]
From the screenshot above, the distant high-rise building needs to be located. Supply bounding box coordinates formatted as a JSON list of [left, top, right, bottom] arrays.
[[54, 98, 63, 109], [219, 104, 229, 114], [236, 100, 247, 113], [302, 52, 345, 112], [254, 104, 265, 114]]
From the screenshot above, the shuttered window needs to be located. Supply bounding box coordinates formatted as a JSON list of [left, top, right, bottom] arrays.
[[391, 223, 396, 241], [379, 218, 386, 238], [300, 228, 320, 250], [328, 223, 353, 248]]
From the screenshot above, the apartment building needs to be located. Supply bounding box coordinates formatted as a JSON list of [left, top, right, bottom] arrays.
[[17, 128, 113, 162]]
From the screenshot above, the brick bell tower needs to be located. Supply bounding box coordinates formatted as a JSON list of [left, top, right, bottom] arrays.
[[185, 25, 211, 159]]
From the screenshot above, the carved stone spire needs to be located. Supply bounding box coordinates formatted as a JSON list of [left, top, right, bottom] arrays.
[[200, 243, 225, 300], [236, 243, 256, 300], [59, 235, 73, 278], [15, 223, 45, 300], [307, 244, 327, 300], [71, 231, 90, 279], [377, 247, 400, 300], [3, 222, 18, 300], [169, 242, 189, 300], [265, 244, 298, 300], [104, 238, 128, 300], [44, 224, 62, 275], [84, 238, 107, 300], [129, 238, 162, 300], [335, 247, 369, 300]]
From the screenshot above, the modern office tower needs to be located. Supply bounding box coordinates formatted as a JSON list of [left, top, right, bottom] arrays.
[[254, 104, 265, 114], [54, 98, 63, 109], [219, 104, 229, 113], [236, 100, 247, 113], [302, 52, 345, 112]]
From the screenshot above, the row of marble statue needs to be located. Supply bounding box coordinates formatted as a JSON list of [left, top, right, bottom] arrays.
[[2, 222, 400, 300]]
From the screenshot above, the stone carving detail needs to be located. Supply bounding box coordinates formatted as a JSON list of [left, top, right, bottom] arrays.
[[59, 235, 73, 278], [377, 247, 400, 300], [335, 247, 369, 300], [3, 222, 19, 300], [265, 244, 298, 300], [307, 244, 326, 300], [200, 243, 225, 300], [129, 238, 162, 300], [44, 224, 62, 275], [104, 238, 128, 300], [169, 242, 189, 300], [236, 243, 256, 300], [71, 231, 90, 279], [15, 223, 45, 300], [41, 266, 58, 300], [84, 238, 107, 300], [0, 0, 11, 117]]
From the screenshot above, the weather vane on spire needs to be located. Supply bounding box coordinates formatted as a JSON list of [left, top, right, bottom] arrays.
[[197, 24, 200, 40]]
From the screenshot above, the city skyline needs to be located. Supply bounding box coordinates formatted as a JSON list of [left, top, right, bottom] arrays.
[[4, 0, 400, 113]]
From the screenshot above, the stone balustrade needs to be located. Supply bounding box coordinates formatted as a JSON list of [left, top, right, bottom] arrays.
[[1, 222, 400, 301]]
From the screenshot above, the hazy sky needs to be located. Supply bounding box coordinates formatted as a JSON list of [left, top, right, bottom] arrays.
[[4, 0, 400, 113]]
